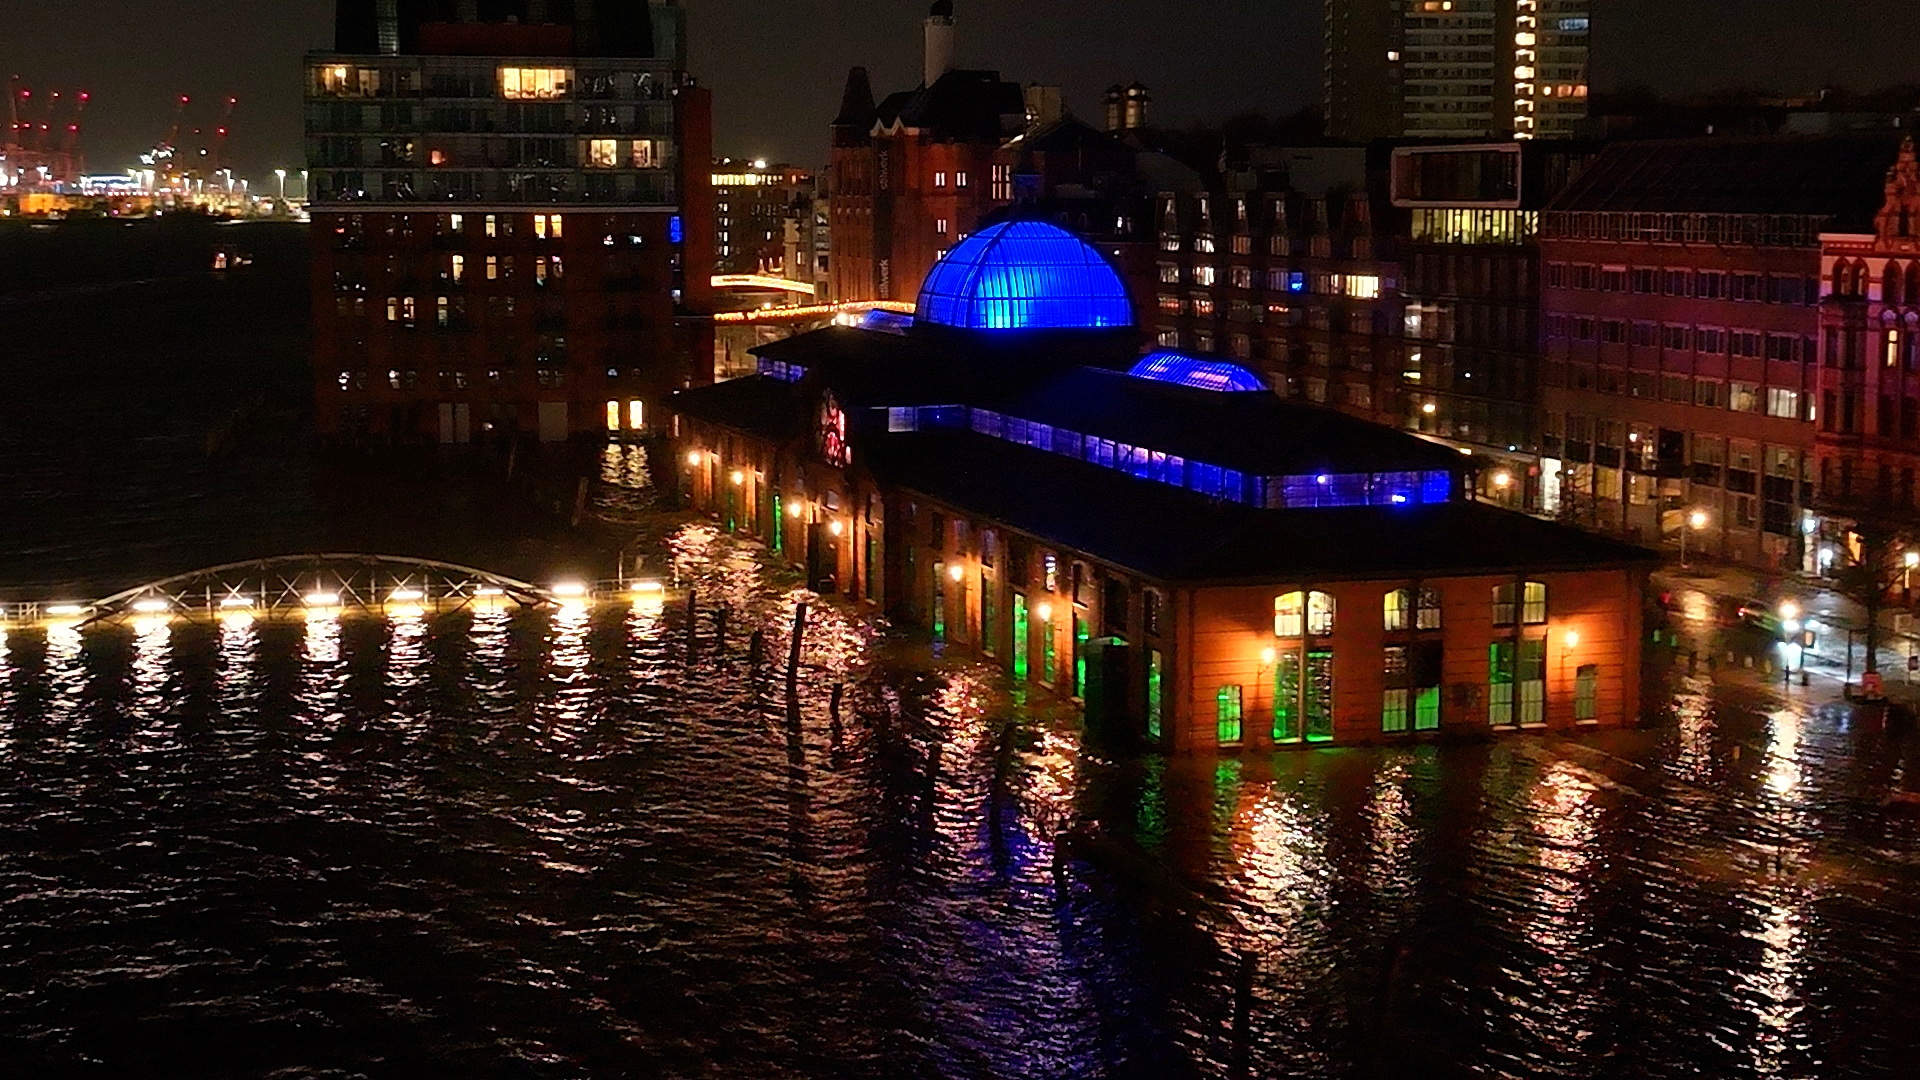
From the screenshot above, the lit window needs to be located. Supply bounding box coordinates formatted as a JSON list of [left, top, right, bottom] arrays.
[[484, 215, 498, 238], [436, 296, 450, 327], [1216, 685, 1244, 745], [630, 140, 662, 169], [500, 67, 573, 100], [486, 256, 499, 281], [628, 400, 644, 430], [955, 171, 969, 188], [934, 171, 948, 188], [1345, 275, 1382, 300], [450, 255, 465, 283], [587, 139, 620, 168], [607, 401, 622, 432], [936, 218, 950, 236]]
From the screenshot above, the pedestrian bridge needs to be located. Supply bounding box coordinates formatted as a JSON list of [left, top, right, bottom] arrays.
[[0, 554, 577, 628]]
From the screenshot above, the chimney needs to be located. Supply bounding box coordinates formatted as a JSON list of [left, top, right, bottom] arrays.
[[1104, 85, 1125, 132], [1124, 83, 1151, 132], [924, 1, 956, 88]]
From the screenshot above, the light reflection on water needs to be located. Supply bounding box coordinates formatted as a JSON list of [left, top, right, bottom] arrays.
[[0, 530, 1918, 1078]]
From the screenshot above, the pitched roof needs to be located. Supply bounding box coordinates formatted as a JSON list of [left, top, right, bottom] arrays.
[[874, 70, 1027, 142], [1545, 135, 1904, 229]]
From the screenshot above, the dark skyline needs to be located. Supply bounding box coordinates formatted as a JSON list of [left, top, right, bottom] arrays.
[[2, 0, 1915, 182]]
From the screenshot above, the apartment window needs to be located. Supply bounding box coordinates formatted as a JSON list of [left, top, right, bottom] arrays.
[[1384, 586, 1442, 632], [1383, 647, 1412, 734], [1662, 325, 1692, 351], [1630, 267, 1659, 293], [1692, 435, 1726, 486], [1493, 581, 1548, 627], [1766, 334, 1798, 363], [1663, 269, 1692, 296], [1275, 590, 1336, 638], [500, 67, 573, 100], [1766, 388, 1801, 420], [1159, 263, 1181, 285], [1730, 273, 1765, 302], [450, 255, 466, 283], [1194, 265, 1218, 287], [1696, 270, 1727, 299], [1630, 322, 1658, 347], [933, 171, 947, 188], [991, 164, 1012, 201], [1729, 382, 1761, 413], [955, 171, 969, 188], [1601, 320, 1628, 344], [1599, 267, 1628, 292], [1230, 265, 1253, 289], [1697, 328, 1725, 355], [436, 296, 450, 327], [484, 214, 499, 238], [1730, 332, 1763, 359], [936, 218, 950, 236], [586, 139, 620, 168]]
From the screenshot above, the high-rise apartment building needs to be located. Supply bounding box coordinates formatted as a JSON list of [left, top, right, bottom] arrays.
[[306, 1, 713, 445], [1326, 1, 1591, 143]]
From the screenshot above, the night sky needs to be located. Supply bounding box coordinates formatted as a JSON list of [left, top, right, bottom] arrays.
[[2, 1, 1915, 183]]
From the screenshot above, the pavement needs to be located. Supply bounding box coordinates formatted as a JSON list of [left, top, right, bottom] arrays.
[[1657, 558, 1920, 706]]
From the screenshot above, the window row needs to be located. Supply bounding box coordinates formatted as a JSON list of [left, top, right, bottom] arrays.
[[1271, 582, 1545, 638], [1546, 316, 1814, 362], [1545, 263, 1818, 305]]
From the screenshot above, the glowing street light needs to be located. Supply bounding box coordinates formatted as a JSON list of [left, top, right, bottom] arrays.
[[1680, 508, 1709, 568]]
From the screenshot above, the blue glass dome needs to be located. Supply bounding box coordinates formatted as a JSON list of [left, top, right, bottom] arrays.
[[916, 221, 1136, 331]]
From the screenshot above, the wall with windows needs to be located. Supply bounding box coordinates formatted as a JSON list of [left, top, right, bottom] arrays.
[[1538, 225, 1823, 570], [1181, 567, 1642, 750]]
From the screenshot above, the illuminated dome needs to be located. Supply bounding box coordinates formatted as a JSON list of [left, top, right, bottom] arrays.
[[916, 221, 1136, 331]]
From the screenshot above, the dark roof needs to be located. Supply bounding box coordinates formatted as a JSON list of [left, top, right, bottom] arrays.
[[874, 70, 1027, 142], [992, 368, 1466, 476], [832, 67, 876, 129], [1004, 116, 1133, 157], [870, 434, 1657, 585], [1545, 135, 1902, 229], [753, 324, 1137, 403], [668, 376, 802, 444]]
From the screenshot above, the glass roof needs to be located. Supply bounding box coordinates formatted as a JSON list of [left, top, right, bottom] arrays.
[[1127, 351, 1268, 393], [916, 221, 1136, 331]]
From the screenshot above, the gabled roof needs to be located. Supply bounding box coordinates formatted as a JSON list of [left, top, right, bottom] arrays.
[[1545, 135, 1904, 230], [873, 69, 1027, 142]]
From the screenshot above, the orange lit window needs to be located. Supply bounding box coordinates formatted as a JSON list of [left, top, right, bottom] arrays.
[[500, 67, 573, 100]]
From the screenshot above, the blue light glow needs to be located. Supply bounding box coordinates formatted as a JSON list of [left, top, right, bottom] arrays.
[[859, 309, 915, 334], [1127, 351, 1268, 393], [668, 215, 685, 245], [916, 221, 1135, 331]]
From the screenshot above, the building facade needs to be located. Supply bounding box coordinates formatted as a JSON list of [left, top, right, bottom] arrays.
[[1538, 137, 1901, 570], [1325, 0, 1591, 143], [305, 0, 713, 444], [1816, 138, 1920, 549], [1150, 149, 1405, 430], [1395, 141, 1596, 510], [673, 220, 1652, 751], [710, 159, 825, 287]]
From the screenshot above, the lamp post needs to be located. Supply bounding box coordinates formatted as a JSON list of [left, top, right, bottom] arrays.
[[275, 168, 286, 202], [1680, 509, 1708, 568]]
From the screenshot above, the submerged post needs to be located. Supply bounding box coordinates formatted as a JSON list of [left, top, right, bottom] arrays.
[[786, 602, 809, 691]]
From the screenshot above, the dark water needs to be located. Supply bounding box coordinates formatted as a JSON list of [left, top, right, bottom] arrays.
[[3, 225, 1920, 1078]]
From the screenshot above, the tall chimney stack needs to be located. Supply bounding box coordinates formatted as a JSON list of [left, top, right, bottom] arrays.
[[924, 1, 956, 88]]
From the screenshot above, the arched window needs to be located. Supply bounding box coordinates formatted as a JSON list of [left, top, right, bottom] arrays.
[[1887, 262, 1906, 305], [1385, 588, 1413, 632], [1834, 259, 1854, 297], [1907, 261, 1920, 307], [1275, 592, 1304, 637], [1275, 591, 1336, 637]]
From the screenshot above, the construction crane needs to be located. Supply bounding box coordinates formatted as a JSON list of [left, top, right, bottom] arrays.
[[205, 96, 238, 183]]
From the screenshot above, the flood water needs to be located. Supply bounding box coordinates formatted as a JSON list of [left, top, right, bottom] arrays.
[[3, 223, 1920, 1078]]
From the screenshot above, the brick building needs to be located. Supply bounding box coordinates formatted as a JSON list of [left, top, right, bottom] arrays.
[[1149, 148, 1405, 429], [1815, 137, 1920, 556], [1537, 137, 1902, 570], [305, 0, 713, 444]]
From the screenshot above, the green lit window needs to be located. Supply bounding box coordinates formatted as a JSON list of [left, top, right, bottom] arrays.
[[1041, 609, 1058, 683], [1305, 651, 1334, 742], [1216, 684, 1244, 745], [932, 563, 947, 642], [772, 495, 784, 554], [1147, 650, 1164, 741], [1273, 651, 1302, 742], [1414, 686, 1441, 731], [1012, 594, 1029, 681], [1073, 615, 1090, 698], [1489, 641, 1516, 726]]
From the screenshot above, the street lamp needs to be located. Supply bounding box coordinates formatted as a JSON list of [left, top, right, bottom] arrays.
[[275, 168, 286, 201], [1681, 509, 1709, 568]]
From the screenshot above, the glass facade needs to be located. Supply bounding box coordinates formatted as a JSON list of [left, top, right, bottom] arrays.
[[1128, 352, 1267, 393], [916, 222, 1135, 331]]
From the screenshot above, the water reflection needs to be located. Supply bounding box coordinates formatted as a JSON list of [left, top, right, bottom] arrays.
[[0, 528, 1918, 1079]]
